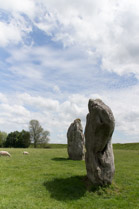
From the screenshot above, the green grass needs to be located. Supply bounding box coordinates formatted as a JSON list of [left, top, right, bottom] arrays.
[[46, 143, 67, 149], [0, 146, 139, 209], [30, 142, 139, 150], [29, 143, 67, 149], [113, 142, 139, 150]]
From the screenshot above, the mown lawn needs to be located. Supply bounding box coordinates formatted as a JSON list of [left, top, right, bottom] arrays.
[[0, 146, 138, 209]]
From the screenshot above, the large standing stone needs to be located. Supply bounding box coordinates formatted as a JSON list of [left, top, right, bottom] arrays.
[[67, 119, 84, 160], [85, 99, 115, 186]]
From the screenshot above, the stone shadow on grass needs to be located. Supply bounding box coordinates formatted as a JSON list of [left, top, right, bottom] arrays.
[[43, 175, 86, 201], [51, 157, 70, 161]]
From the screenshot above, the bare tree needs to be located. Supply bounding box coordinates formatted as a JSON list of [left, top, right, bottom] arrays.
[[29, 120, 50, 148]]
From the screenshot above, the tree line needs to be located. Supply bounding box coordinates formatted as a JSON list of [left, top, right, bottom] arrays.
[[0, 120, 50, 148]]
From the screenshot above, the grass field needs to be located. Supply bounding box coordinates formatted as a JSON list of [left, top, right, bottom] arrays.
[[0, 144, 139, 209], [113, 142, 139, 150]]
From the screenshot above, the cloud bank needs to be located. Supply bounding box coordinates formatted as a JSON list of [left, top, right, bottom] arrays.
[[0, 0, 139, 143]]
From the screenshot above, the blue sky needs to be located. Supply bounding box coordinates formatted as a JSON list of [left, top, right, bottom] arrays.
[[0, 0, 139, 143]]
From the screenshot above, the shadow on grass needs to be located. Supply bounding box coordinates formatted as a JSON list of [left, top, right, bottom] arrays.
[[43, 175, 113, 201], [43, 175, 86, 201], [51, 157, 70, 161]]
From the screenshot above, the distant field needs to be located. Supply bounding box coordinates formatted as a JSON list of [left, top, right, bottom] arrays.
[[0, 144, 138, 209], [46, 143, 67, 149], [47, 143, 139, 150], [113, 142, 139, 150]]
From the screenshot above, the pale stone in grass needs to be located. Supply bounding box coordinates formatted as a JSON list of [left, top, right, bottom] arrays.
[[67, 118, 84, 160], [85, 99, 115, 186]]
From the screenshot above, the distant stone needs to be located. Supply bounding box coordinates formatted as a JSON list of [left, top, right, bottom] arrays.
[[67, 118, 85, 160], [85, 99, 115, 185]]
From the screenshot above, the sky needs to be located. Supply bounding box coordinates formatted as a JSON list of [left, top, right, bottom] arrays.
[[0, 0, 139, 144]]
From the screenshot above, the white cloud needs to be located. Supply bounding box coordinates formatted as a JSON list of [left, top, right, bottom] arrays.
[[17, 93, 59, 111], [0, 87, 138, 143], [0, 93, 8, 103], [53, 85, 61, 94], [31, 0, 139, 78], [4, 44, 100, 95], [0, 13, 32, 47], [0, 0, 139, 143], [0, 22, 22, 46], [10, 66, 43, 79], [1, 0, 139, 78], [0, 0, 36, 18], [0, 102, 31, 132], [99, 85, 139, 140]]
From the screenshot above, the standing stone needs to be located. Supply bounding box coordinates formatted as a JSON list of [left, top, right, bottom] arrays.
[[67, 119, 84, 160], [85, 99, 115, 186]]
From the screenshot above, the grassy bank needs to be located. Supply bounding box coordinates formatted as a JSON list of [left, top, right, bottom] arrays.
[[46, 143, 67, 149], [113, 142, 139, 150], [42, 142, 139, 150], [0, 146, 138, 209], [30, 142, 139, 150]]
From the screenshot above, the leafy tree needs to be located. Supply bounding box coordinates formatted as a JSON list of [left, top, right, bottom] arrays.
[[29, 120, 50, 148], [18, 130, 31, 148], [5, 130, 30, 148], [5, 131, 20, 148], [0, 131, 7, 147]]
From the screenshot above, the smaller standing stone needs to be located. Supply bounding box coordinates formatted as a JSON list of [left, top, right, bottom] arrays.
[[67, 119, 84, 160]]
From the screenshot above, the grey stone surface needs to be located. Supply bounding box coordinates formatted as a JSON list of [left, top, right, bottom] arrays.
[[67, 119, 84, 160], [85, 99, 115, 185]]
